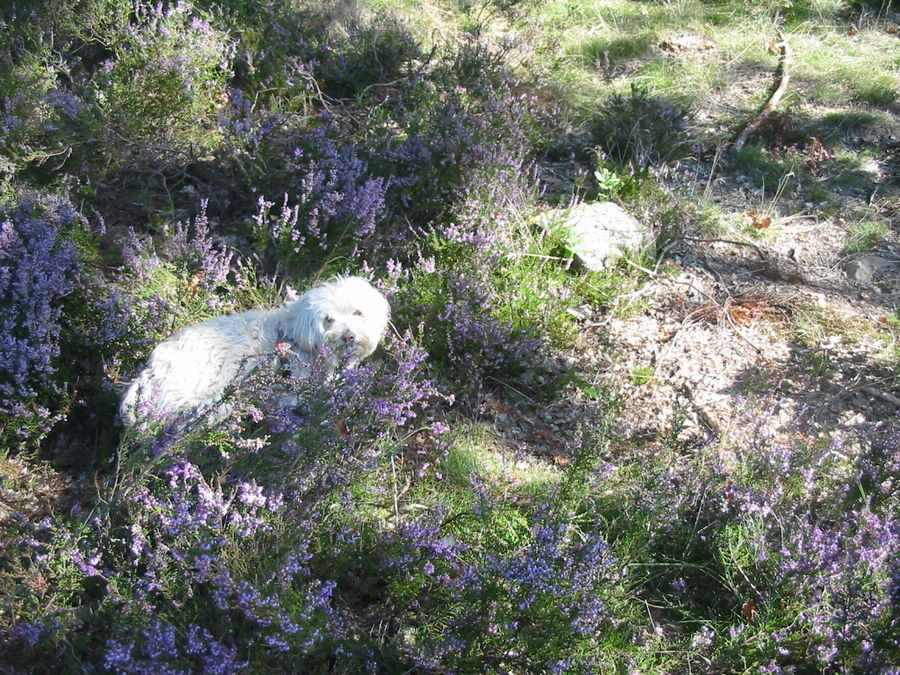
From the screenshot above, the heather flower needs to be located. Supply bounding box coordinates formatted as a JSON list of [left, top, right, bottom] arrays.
[[45, 88, 85, 120], [249, 128, 388, 261], [95, 2, 234, 161], [70, 548, 103, 578], [0, 196, 83, 445], [163, 201, 234, 291], [775, 510, 898, 668], [375, 88, 536, 245], [5, 621, 44, 647], [104, 619, 248, 675], [104, 640, 136, 672], [91, 290, 134, 345], [123, 201, 235, 297], [402, 504, 620, 671], [691, 625, 716, 649]]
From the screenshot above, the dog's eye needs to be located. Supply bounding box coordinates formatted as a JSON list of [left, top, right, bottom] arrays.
[[353, 309, 363, 317], [323, 315, 334, 326]]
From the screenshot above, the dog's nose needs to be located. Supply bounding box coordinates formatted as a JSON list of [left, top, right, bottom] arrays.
[[342, 331, 355, 344]]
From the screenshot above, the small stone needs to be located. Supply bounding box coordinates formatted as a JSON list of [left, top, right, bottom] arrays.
[[844, 255, 896, 284]]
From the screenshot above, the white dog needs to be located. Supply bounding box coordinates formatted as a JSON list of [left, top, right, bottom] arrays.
[[120, 276, 390, 426]]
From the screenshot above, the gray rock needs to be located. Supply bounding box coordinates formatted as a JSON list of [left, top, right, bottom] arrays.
[[541, 202, 653, 271], [844, 255, 896, 284]]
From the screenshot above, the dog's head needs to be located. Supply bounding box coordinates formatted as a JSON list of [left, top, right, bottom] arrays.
[[287, 276, 391, 361]]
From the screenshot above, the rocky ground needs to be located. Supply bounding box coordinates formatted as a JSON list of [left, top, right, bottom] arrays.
[[481, 150, 899, 462], [596, 222, 898, 442]]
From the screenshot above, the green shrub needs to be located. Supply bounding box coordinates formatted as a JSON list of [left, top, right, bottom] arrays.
[[844, 219, 890, 254], [93, 3, 233, 166], [593, 84, 695, 172]]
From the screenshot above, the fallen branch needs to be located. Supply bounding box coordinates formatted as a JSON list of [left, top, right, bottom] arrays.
[[864, 386, 900, 408], [730, 33, 793, 155]]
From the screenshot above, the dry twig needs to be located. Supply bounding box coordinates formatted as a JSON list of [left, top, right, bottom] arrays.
[[731, 33, 793, 155]]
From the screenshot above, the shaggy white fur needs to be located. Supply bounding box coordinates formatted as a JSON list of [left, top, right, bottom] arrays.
[[120, 276, 390, 425]]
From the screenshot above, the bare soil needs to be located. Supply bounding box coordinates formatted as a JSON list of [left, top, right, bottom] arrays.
[[537, 167, 899, 453]]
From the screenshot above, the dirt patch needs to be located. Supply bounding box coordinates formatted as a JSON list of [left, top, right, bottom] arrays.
[[660, 33, 716, 56], [564, 212, 899, 445]]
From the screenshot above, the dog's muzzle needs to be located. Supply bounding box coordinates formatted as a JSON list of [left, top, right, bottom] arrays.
[[324, 329, 369, 359]]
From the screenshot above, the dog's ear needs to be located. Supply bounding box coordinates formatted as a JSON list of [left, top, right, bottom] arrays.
[[368, 285, 392, 338], [287, 296, 325, 349]]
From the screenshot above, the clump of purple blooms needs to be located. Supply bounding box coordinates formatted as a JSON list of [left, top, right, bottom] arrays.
[[248, 127, 388, 262], [438, 512, 619, 671], [360, 492, 621, 672], [0, 196, 83, 446], [614, 406, 900, 673], [115, 200, 245, 366], [373, 80, 539, 246], [122, 200, 235, 299], [382, 255, 545, 399], [437, 271, 543, 390]]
